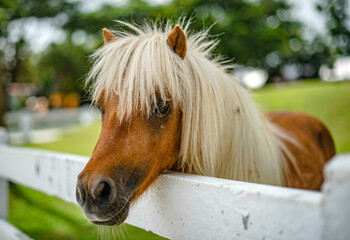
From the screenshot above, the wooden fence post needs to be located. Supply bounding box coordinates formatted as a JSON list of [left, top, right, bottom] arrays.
[[18, 113, 32, 144], [0, 127, 8, 220], [322, 154, 350, 240]]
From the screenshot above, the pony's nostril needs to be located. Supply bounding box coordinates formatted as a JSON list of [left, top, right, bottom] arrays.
[[91, 179, 115, 203], [92, 182, 107, 199], [76, 183, 86, 206], [100, 182, 111, 200]]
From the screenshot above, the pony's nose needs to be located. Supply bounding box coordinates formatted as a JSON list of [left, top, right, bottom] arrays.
[[76, 175, 116, 208], [90, 177, 116, 204]]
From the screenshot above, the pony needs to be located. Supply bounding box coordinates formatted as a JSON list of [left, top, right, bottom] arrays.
[[76, 20, 335, 226]]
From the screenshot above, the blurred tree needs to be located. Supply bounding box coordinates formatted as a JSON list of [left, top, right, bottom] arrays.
[[318, 0, 350, 58], [34, 41, 90, 97], [170, 0, 305, 81], [63, 0, 306, 82], [0, 0, 77, 126]]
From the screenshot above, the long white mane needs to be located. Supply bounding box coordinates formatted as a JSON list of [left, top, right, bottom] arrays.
[[86, 20, 292, 186]]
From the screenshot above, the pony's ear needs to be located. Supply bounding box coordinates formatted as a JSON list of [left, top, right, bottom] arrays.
[[167, 25, 187, 59], [102, 28, 117, 44]]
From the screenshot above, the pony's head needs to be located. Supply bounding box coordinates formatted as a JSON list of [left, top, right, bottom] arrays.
[[76, 21, 195, 226]]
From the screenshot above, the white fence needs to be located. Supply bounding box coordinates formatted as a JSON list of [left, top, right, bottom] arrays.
[[6, 107, 99, 144], [0, 141, 349, 239]]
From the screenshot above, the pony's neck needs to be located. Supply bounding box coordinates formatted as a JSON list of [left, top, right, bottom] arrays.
[[217, 84, 286, 185], [180, 64, 287, 186]]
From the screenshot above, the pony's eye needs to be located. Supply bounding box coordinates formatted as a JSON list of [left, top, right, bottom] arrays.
[[153, 101, 170, 118], [96, 105, 105, 116]]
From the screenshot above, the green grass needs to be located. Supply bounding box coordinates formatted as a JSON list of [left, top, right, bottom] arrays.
[[253, 80, 350, 153], [24, 123, 101, 156], [9, 80, 350, 239], [10, 183, 164, 240]]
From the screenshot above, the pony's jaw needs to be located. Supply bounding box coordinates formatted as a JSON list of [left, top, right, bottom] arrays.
[[90, 201, 131, 226], [76, 96, 182, 226]]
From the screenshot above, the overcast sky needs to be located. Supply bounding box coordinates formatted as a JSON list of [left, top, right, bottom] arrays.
[[18, 0, 337, 53]]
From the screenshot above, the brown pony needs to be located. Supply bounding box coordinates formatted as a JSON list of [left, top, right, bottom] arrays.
[[76, 21, 335, 226]]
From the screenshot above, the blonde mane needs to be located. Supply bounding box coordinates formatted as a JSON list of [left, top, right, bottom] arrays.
[[86, 20, 292, 186]]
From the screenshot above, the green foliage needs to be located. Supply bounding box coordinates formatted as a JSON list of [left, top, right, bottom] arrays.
[[2, 0, 349, 98], [64, 0, 305, 75], [0, 0, 77, 74], [0, 0, 79, 122], [35, 41, 90, 95], [171, 0, 302, 70], [0, 0, 76, 20], [318, 0, 350, 57]]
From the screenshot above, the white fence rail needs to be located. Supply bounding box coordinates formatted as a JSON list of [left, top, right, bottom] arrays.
[[5, 107, 99, 144], [0, 142, 349, 239]]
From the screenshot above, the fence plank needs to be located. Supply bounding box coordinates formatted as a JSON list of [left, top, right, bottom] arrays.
[[0, 219, 33, 240], [128, 172, 322, 240], [0, 145, 324, 240], [0, 145, 86, 204], [322, 154, 350, 240]]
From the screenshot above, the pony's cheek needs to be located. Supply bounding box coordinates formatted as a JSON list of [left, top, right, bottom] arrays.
[[129, 154, 177, 200], [130, 167, 159, 200], [153, 111, 182, 170]]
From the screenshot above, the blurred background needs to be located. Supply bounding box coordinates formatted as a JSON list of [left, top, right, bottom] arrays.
[[1, 0, 349, 239]]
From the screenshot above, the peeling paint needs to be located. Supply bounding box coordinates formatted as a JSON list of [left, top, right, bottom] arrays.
[[35, 163, 40, 175], [236, 190, 244, 196], [242, 214, 249, 230]]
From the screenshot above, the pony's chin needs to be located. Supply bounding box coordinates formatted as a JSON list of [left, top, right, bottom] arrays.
[[92, 203, 130, 226]]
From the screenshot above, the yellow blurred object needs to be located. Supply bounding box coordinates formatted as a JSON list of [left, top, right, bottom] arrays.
[[49, 93, 64, 108], [63, 92, 80, 108]]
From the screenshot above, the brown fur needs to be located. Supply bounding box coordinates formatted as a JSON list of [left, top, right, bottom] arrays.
[[267, 112, 335, 190]]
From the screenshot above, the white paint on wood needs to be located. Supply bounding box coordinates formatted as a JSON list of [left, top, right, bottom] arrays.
[[0, 145, 330, 240], [322, 154, 350, 240], [0, 219, 33, 240], [0, 145, 87, 204], [128, 172, 322, 240]]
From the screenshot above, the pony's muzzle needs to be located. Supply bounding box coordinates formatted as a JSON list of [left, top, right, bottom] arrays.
[[76, 174, 131, 225]]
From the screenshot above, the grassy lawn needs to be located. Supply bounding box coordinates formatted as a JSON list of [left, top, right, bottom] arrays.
[[253, 80, 350, 153], [9, 80, 350, 239]]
